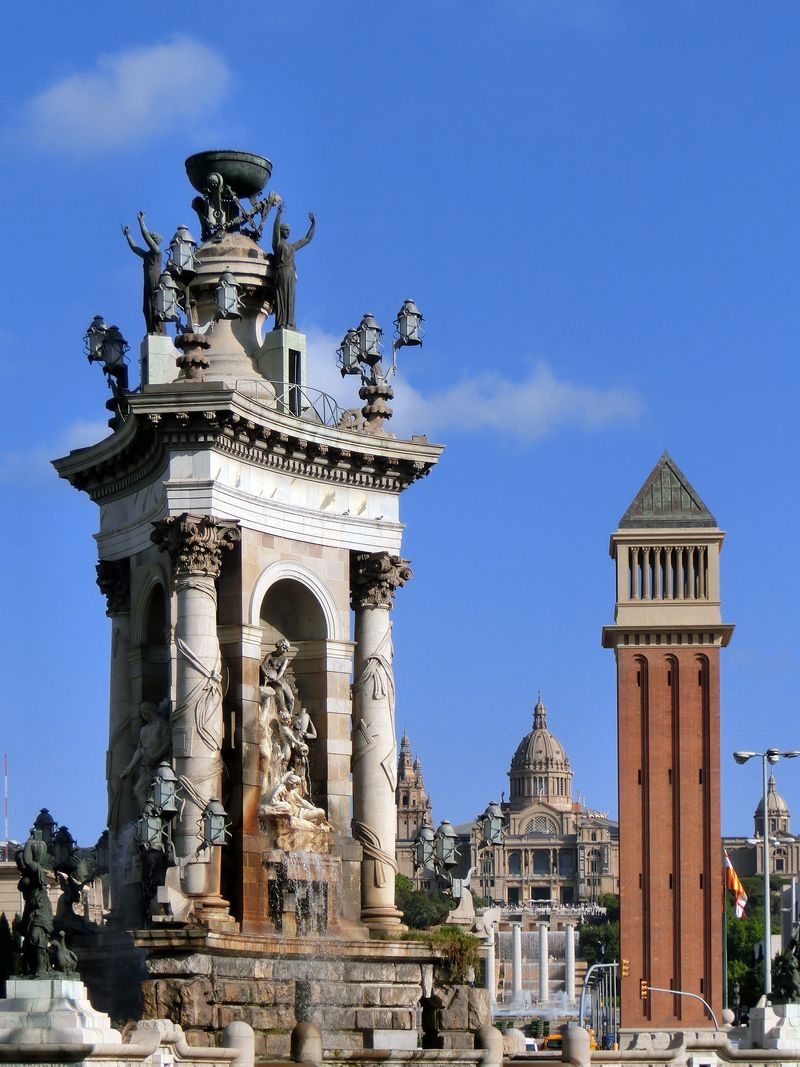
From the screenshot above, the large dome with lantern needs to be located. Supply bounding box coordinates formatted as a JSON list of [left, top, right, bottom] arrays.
[[755, 773, 791, 837], [508, 693, 573, 810]]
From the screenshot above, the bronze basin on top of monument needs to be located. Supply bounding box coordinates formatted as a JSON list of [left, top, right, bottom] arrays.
[[185, 150, 273, 199]]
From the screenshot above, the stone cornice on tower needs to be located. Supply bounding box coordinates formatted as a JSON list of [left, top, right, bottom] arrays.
[[52, 383, 442, 504]]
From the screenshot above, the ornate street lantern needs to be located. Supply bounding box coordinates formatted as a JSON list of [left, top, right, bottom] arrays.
[[51, 826, 77, 870], [480, 801, 505, 846], [168, 226, 198, 277], [337, 328, 362, 377], [101, 326, 129, 372], [215, 270, 242, 319], [199, 797, 230, 849], [434, 819, 459, 868], [154, 272, 182, 325], [84, 316, 108, 363], [32, 808, 56, 850], [149, 762, 179, 817], [357, 312, 382, 363], [394, 299, 424, 347], [414, 824, 436, 872], [134, 804, 164, 850]]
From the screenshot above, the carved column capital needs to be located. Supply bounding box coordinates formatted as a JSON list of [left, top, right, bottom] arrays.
[[96, 559, 131, 616], [151, 514, 240, 578], [350, 551, 412, 610]]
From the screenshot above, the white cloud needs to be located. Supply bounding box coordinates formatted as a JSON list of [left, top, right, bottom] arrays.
[[20, 38, 230, 153], [0, 420, 110, 485], [303, 325, 642, 441]]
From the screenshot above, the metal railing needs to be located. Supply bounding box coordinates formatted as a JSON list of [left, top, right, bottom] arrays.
[[235, 378, 360, 430]]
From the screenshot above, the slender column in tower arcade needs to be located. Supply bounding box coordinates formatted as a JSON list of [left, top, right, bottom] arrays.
[[350, 551, 412, 930], [151, 514, 240, 911], [96, 558, 131, 900]]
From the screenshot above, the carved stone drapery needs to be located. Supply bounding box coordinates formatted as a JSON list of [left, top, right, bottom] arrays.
[[151, 514, 239, 918], [350, 552, 412, 610], [350, 550, 410, 930], [96, 559, 131, 617], [151, 513, 240, 578]]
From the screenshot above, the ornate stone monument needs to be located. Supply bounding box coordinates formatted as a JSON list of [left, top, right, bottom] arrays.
[[51, 150, 486, 1056]]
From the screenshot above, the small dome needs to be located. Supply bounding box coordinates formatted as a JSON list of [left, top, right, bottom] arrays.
[[756, 774, 790, 817], [510, 693, 571, 774]]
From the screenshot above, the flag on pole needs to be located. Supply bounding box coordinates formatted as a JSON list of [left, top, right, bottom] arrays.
[[725, 850, 748, 918]]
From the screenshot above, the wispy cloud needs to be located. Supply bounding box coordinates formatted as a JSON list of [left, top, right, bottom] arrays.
[[304, 326, 642, 441], [19, 38, 231, 154], [0, 420, 110, 486]]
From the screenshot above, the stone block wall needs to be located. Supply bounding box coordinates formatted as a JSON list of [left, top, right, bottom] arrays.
[[140, 942, 487, 1059]]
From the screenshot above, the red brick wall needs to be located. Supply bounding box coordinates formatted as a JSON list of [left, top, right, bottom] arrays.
[[617, 644, 721, 1029]]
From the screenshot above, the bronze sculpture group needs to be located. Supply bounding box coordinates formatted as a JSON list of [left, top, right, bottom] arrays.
[[122, 164, 315, 338]]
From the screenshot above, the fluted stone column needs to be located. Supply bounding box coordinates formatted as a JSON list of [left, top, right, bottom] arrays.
[[96, 559, 131, 905], [350, 551, 411, 930], [538, 921, 550, 1003], [152, 514, 239, 914], [564, 921, 576, 1003], [511, 922, 523, 1004]]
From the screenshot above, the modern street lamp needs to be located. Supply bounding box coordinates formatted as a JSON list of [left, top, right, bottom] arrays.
[[732, 748, 800, 995]]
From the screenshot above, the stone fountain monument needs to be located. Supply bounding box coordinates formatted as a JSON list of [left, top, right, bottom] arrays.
[[50, 150, 487, 1058]]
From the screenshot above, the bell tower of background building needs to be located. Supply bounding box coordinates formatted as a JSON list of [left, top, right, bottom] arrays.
[[602, 453, 733, 1034]]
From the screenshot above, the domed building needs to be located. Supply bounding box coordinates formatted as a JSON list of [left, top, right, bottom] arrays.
[[724, 773, 800, 881], [464, 693, 619, 906]]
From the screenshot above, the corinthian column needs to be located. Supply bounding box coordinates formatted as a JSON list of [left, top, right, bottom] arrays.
[[152, 514, 239, 914], [96, 558, 131, 907], [350, 551, 411, 930]]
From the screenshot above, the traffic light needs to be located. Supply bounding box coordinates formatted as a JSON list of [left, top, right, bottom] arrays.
[[640, 980, 648, 1000], [621, 960, 630, 977]]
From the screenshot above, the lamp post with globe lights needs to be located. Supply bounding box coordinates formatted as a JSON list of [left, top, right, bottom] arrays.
[[732, 748, 800, 994]]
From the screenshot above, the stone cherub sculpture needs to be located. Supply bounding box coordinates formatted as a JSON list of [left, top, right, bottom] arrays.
[[120, 699, 172, 812], [122, 211, 165, 336], [15, 836, 54, 977], [271, 203, 316, 330]]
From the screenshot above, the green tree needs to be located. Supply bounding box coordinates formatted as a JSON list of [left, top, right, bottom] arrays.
[[395, 874, 453, 929], [580, 920, 620, 964]]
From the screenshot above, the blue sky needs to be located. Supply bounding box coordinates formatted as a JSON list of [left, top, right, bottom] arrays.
[[1, 1, 799, 846]]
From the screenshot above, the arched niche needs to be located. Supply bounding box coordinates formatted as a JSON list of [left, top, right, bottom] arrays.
[[137, 577, 169, 704], [259, 578, 328, 644]]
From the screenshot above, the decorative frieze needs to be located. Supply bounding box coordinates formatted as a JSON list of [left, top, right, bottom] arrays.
[[96, 558, 131, 616], [151, 514, 240, 578], [350, 552, 412, 610]]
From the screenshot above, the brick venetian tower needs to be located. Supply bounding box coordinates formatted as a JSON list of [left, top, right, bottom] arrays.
[[602, 453, 733, 1033]]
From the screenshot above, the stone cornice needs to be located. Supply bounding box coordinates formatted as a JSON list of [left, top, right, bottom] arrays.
[[52, 384, 442, 503], [601, 624, 735, 649]]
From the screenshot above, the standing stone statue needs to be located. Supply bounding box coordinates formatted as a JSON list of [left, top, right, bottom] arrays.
[[15, 836, 54, 977], [260, 639, 295, 717], [122, 211, 165, 336], [271, 203, 315, 330], [120, 699, 172, 812]]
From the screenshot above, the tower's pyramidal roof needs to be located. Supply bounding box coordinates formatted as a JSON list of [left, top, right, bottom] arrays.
[[619, 451, 717, 529]]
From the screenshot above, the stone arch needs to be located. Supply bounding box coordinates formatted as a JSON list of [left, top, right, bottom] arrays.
[[133, 567, 170, 705], [248, 561, 341, 642]]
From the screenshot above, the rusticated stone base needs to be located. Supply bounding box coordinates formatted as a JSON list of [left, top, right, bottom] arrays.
[[134, 928, 488, 1059]]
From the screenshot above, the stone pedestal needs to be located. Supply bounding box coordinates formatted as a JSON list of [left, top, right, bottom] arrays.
[[140, 334, 178, 386], [255, 328, 306, 412], [0, 977, 122, 1047]]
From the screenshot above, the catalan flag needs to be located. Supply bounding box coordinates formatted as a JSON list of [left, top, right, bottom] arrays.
[[725, 850, 748, 918]]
